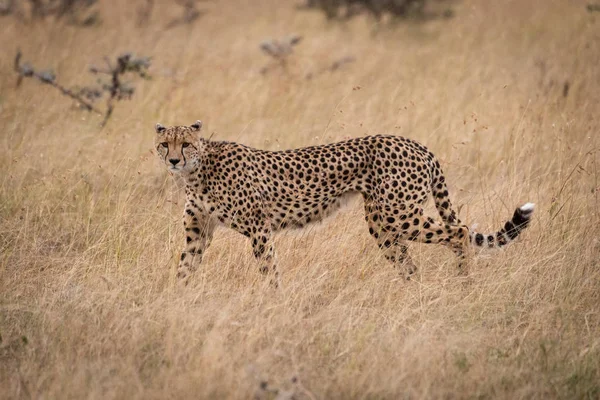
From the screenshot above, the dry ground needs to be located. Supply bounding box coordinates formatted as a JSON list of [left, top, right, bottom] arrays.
[[1, 1, 600, 398]]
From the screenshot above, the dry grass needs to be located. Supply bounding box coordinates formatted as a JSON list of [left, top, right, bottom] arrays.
[[1, 1, 600, 398]]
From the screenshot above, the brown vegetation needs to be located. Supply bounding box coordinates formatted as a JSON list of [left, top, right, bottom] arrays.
[[1, 1, 599, 398]]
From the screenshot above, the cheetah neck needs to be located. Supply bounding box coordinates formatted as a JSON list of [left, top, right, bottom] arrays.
[[180, 150, 212, 191]]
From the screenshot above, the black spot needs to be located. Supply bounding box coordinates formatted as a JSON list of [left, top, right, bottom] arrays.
[[496, 232, 508, 246], [475, 233, 484, 246]]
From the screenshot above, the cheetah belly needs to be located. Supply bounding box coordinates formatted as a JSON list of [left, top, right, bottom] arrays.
[[319, 190, 362, 221], [271, 190, 362, 231]]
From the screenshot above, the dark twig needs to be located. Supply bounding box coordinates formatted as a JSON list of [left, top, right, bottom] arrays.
[[305, 55, 356, 79], [90, 53, 151, 126], [14, 50, 151, 126], [0, 0, 15, 16], [297, 0, 454, 21], [259, 35, 303, 74], [587, 3, 600, 13], [14, 50, 103, 115], [258, 35, 355, 78], [136, 0, 154, 26], [1, 0, 99, 26], [166, 0, 207, 29]]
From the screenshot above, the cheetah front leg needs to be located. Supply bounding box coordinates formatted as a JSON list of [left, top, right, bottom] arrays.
[[249, 223, 278, 285], [177, 203, 216, 285]]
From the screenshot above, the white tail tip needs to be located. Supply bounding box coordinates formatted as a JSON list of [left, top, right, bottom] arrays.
[[520, 203, 535, 212]]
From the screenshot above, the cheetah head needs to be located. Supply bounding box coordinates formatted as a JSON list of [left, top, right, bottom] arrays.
[[155, 120, 204, 173]]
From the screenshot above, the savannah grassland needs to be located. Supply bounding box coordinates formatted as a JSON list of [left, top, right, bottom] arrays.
[[1, 1, 599, 398]]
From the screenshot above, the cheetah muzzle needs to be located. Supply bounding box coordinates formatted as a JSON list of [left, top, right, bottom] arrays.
[[155, 121, 535, 285]]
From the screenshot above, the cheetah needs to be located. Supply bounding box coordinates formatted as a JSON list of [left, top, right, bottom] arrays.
[[155, 120, 534, 284]]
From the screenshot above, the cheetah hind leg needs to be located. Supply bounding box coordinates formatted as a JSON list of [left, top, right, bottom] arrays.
[[364, 201, 418, 280], [398, 209, 471, 276]]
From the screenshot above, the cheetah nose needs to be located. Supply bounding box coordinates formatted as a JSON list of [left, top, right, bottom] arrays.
[[169, 158, 180, 166]]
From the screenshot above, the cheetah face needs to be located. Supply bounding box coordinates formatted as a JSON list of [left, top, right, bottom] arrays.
[[155, 121, 203, 173]]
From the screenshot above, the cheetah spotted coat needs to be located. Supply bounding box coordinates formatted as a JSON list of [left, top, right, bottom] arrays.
[[155, 121, 534, 284]]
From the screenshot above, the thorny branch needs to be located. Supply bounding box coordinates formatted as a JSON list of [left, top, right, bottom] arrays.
[[165, 0, 208, 29], [14, 50, 151, 126], [297, 0, 454, 21], [14, 50, 103, 115], [259, 35, 355, 78], [1, 0, 100, 26], [305, 55, 356, 79], [259, 35, 303, 74], [89, 53, 151, 126]]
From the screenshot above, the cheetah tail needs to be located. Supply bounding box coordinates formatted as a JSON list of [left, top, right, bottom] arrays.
[[470, 203, 535, 248], [430, 175, 462, 225]]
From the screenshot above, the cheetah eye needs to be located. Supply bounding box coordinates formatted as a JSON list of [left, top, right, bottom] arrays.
[[182, 142, 191, 148], [160, 142, 168, 148]]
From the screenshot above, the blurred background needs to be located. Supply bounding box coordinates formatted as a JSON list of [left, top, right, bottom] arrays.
[[1, 1, 599, 398]]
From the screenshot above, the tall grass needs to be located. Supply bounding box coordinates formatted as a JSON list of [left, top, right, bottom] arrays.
[[1, 1, 599, 398]]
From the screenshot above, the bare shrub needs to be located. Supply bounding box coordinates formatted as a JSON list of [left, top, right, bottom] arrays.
[[259, 35, 303, 74], [14, 51, 151, 126], [0, 0, 100, 25], [297, 0, 454, 21], [166, 0, 209, 29], [587, 3, 600, 13], [259, 35, 355, 78]]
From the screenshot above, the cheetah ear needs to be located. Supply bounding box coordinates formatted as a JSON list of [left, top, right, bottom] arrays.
[[155, 123, 166, 134], [190, 120, 203, 132]]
